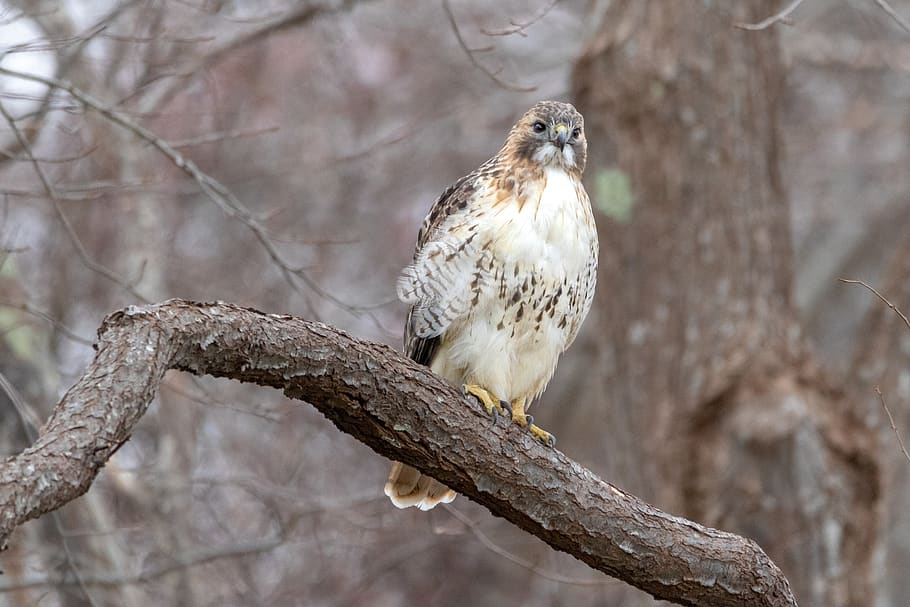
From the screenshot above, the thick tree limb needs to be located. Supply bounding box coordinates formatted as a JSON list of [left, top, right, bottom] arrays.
[[0, 300, 798, 607]]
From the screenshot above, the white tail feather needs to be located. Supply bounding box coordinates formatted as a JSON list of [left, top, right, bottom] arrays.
[[385, 462, 456, 510]]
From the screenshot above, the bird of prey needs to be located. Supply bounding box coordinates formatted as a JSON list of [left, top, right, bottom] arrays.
[[384, 100, 598, 510]]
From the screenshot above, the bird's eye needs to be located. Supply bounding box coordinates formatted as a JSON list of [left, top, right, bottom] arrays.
[[532, 121, 546, 133], [572, 127, 581, 139]]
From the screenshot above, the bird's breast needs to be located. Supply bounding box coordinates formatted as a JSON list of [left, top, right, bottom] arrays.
[[489, 167, 593, 269], [437, 168, 596, 401], [478, 167, 595, 345]]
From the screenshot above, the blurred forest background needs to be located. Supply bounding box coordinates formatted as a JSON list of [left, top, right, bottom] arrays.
[[1, 0, 909, 606]]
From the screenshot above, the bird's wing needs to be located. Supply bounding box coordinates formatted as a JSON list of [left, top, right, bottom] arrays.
[[398, 165, 499, 364], [564, 187, 599, 351]]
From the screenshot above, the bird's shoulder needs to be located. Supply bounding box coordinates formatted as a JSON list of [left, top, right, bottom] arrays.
[[414, 155, 509, 251]]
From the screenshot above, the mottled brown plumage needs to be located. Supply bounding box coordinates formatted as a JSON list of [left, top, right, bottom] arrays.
[[385, 101, 598, 510]]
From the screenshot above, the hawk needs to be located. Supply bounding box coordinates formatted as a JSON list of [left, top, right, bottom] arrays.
[[384, 101, 598, 510]]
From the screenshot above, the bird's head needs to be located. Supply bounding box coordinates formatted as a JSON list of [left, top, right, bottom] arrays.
[[504, 100, 586, 173]]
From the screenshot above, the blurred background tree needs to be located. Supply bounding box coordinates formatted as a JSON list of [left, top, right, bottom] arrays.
[[0, 1, 908, 606]]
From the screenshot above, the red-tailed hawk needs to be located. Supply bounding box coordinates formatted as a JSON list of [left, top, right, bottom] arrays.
[[385, 101, 598, 510]]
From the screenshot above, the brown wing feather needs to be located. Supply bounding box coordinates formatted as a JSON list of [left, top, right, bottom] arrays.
[[401, 159, 499, 364], [403, 310, 440, 365]]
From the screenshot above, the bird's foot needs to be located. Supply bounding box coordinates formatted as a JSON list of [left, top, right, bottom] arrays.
[[527, 422, 556, 448], [463, 384, 511, 420], [510, 406, 557, 448]]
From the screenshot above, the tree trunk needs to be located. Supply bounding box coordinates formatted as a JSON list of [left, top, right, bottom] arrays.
[[569, 2, 880, 605]]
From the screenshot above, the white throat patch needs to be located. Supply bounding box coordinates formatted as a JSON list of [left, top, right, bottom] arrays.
[[532, 142, 576, 169]]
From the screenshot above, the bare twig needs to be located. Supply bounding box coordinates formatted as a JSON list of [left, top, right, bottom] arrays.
[[134, 0, 370, 116], [0, 28, 107, 58], [734, 0, 805, 30], [0, 143, 98, 163], [0, 66, 365, 315], [97, 32, 215, 44], [0, 99, 151, 303], [841, 278, 910, 464], [0, 371, 42, 432], [444, 504, 614, 587], [187, 476, 380, 513], [49, 513, 102, 607], [839, 278, 910, 332], [0, 7, 26, 26], [442, 0, 536, 92], [0, 535, 283, 591], [874, 0, 910, 35], [875, 386, 910, 465], [160, 376, 285, 423], [0, 14, 111, 167], [0, 300, 94, 346], [480, 0, 559, 37], [168, 125, 280, 149]]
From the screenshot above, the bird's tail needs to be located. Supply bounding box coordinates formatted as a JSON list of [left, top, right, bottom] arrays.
[[384, 462, 456, 510]]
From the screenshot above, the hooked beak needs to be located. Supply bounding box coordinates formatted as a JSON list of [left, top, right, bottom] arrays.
[[552, 123, 569, 150]]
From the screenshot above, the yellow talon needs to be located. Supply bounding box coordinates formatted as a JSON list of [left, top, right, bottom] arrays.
[[528, 424, 556, 447], [511, 398, 557, 448], [463, 384, 509, 418]]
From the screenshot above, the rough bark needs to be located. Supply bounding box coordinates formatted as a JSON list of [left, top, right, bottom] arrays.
[[568, 2, 881, 605], [0, 299, 797, 607]]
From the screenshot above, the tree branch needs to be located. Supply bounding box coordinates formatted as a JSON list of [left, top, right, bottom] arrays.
[[733, 0, 804, 30], [0, 535, 284, 591], [0, 300, 798, 607]]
